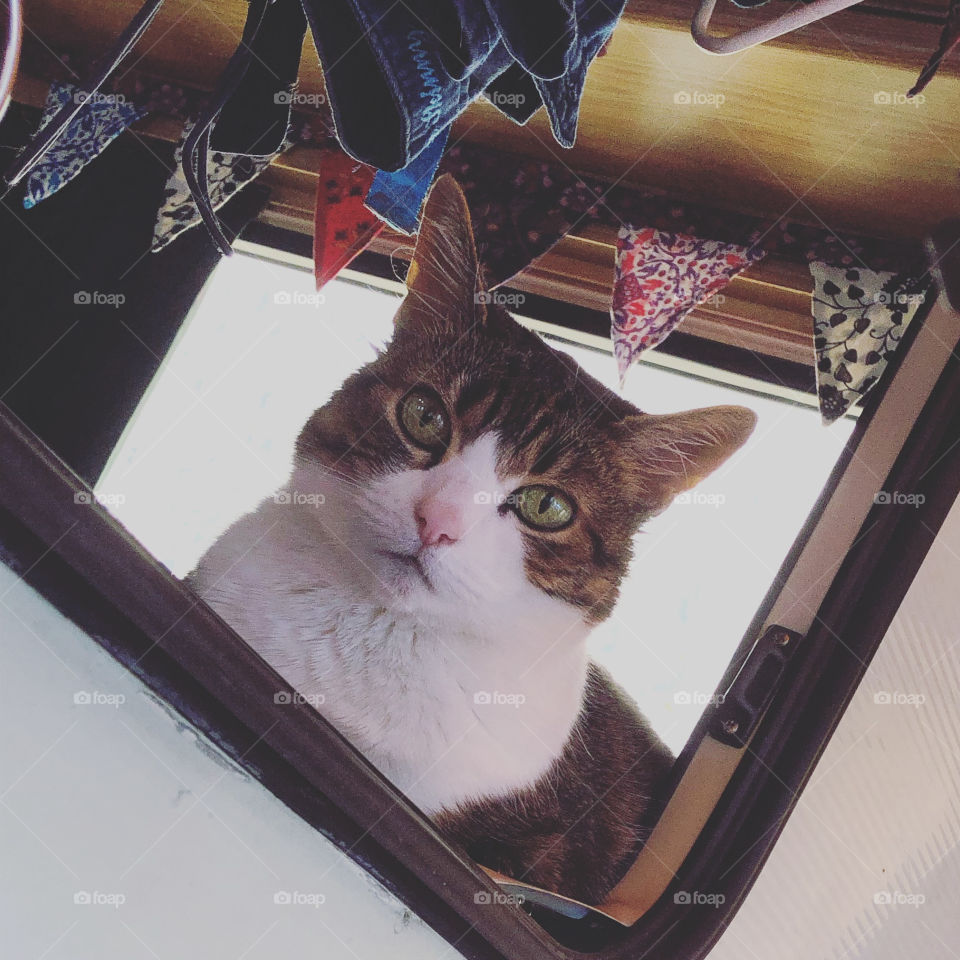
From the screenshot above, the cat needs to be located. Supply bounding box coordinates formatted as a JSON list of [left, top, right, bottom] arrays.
[[188, 174, 756, 905]]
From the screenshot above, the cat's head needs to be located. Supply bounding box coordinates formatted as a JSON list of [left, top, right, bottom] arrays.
[[292, 175, 755, 632]]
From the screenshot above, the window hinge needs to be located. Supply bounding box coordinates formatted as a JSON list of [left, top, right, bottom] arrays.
[[709, 624, 803, 747]]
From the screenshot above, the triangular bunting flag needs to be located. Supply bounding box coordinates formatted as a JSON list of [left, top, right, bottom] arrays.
[[23, 81, 146, 209], [152, 119, 289, 251], [365, 125, 451, 235], [810, 262, 929, 424], [313, 150, 385, 290], [611, 226, 765, 380]]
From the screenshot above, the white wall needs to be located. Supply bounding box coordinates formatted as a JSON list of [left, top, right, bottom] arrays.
[[0, 561, 456, 960], [710, 492, 960, 960]]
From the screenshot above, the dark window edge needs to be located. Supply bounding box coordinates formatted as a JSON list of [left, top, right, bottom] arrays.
[[602, 298, 960, 959]]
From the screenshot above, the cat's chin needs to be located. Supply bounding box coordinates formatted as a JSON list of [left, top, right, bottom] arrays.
[[375, 549, 440, 612], [378, 549, 431, 590], [373, 548, 493, 626]]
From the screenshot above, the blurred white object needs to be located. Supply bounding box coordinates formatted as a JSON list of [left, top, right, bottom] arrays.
[[692, 0, 863, 54]]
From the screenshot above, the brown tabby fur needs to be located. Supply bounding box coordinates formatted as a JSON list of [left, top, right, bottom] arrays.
[[295, 175, 755, 902]]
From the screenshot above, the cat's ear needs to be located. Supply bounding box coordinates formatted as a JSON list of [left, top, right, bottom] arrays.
[[399, 174, 485, 332], [617, 406, 757, 515]]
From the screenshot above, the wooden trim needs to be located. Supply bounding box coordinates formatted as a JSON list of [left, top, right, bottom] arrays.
[[16, 0, 960, 243], [254, 147, 817, 367], [267, 189, 816, 366]]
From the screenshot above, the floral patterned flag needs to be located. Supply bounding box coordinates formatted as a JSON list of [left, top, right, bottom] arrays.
[[439, 144, 612, 288], [23, 81, 146, 209], [611, 226, 765, 380], [152, 120, 289, 251], [810, 262, 929, 424]]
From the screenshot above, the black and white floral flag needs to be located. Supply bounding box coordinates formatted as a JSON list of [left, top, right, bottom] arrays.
[[810, 262, 929, 424]]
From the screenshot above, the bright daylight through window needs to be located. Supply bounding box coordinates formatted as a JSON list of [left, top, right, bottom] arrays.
[[98, 252, 854, 753]]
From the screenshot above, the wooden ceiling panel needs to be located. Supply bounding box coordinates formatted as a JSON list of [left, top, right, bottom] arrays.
[[448, 15, 960, 241]]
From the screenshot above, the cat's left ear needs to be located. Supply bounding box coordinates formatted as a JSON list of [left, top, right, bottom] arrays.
[[617, 405, 757, 515], [400, 173, 485, 332]]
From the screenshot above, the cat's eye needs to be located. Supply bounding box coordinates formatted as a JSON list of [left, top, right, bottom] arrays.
[[511, 485, 576, 531], [397, 386, 451, 450]]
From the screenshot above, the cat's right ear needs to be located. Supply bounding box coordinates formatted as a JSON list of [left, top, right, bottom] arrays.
[[398, 174, 485, 333], [617, 405, 757, 516]]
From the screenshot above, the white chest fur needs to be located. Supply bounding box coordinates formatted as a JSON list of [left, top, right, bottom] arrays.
[[190, 436, 591, 816]]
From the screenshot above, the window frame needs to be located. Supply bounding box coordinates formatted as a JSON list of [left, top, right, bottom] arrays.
[[240, 220, 820, 398], [2, 228, 960, 960]]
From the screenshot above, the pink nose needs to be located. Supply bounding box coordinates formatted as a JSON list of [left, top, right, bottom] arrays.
[[415, 499, 464, 547]]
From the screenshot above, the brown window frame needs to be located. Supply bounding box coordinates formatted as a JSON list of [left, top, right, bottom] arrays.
[[3, 224, 960, 960]]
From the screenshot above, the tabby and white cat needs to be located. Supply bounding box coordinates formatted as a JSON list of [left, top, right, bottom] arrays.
[[189, 175, 756, 904]]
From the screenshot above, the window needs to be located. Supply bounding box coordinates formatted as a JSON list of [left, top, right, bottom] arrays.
[[2, 230, 958, 960], [98, 249, 852, 756]]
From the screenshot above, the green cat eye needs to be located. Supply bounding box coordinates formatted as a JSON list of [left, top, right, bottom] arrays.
[[512, 485, 576, 531], [397, 386, 451, 450]]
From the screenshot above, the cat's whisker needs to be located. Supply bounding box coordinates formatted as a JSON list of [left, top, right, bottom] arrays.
[[299, 464, 367, 491]]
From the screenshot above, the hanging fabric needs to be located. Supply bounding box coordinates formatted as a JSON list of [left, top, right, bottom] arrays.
[[365, 126, 451, 234], [152, 119, 289, 251], [529, 0, 627, 148], [908, 0, 960, 98], [208, 0, 307, 157], [483, 0, 577, 80], [22, 81, 146, 208], [1, 0, 165, 195], [313, 150, 384, 290], [437, 142, 610, 287], [810, 263, 930, 424], [481, 63, 542, 125], [611, 226, 765, 380], [300, 0, 626, 172]]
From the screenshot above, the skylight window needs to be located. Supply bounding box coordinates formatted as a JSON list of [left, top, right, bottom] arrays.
[[98, 250, 853, 753]]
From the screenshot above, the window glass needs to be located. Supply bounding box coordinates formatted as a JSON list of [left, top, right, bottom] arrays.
[[98, 252, 854, 753]]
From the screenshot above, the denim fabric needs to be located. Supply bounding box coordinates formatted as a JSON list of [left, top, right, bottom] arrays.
[[301, 0, 626, 170], [482, 63, 542, 124], [365, 125, 452, 233], [303, 0, 506, 170], [534, 0, 626, 148], [430, 0, 501, 81], [482, 0, 577, 80]]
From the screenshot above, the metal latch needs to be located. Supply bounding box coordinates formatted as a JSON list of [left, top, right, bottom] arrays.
[[710, 624, 803, 747]]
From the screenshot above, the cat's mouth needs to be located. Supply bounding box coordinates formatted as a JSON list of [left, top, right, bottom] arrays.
[[378, 550, 434, 591]]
